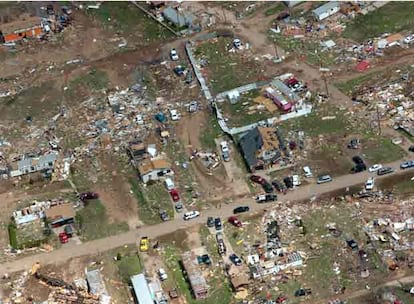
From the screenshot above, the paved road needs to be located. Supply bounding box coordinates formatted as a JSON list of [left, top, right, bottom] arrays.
[[0, 159, 412, 275]]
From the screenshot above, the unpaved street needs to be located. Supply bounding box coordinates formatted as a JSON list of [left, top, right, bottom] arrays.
[[0, 158, 411, 275]]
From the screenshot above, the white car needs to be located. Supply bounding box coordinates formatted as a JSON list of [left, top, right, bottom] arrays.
[[158, 268, 168, 281], [169, 109, 180, 121], [170, 48, 179, 61], [292, 175, 301, 186], [183, 210, 200, 221], [135, 114, 144, 125], [220, 141, 230, 162], [404, 34, 414, 44], [365, 177, 375, 191], [368, 164, 382, 172], [233, 38, 242, 49], [303, 166, 313, 178]]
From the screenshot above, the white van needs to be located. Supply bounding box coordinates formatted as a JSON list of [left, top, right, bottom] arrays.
[[164, 178, 175, 191], [183, 210, 200, 221]]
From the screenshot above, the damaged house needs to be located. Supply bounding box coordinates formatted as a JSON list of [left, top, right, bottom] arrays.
[[9, 152, 58, 178], [137, 158, 173, 183], [182, 251, 209, 299], [239, 127, 282, 172]]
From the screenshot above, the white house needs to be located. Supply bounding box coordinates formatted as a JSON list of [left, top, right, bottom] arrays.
[[137, 158, 173, 183], [312, 2, 340, 21]]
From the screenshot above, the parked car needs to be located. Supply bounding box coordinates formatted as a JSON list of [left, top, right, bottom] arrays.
[[365, 177, 375, 191], [183, 210, 200, 221], [229, 253, 242, 266], [139, 237, 149, 252], [170, 48, 179, 61], [216, 233, 226, 255], [220, 141, 230, 162], [294, 288, 312, 297], [347, 138, 360, 149], [79, 192, 99, 201], [233, 206, 249, 214], [400, 160, 414, 169], [377, 167, 394, 176], [359, 249, 369, 263], [262, 181, 274, 193], [346, 239, 358, 250], [292, 175, 301, 186], [169, 109, 180, 121], [228, 216, 242, 227], [409, 145, 414, 152], [272, 180, 286, 192], [351, 163, 367, 173], [158, 268, 168, 281], [175, 201, 183, 212], [256, 194, 277, 203], [214, 217, 222, 231], [352, 155, 365, 165], [207, 217, 215, 228], [169, 288, 179, 299], [404, 34, 414, 44], [197, 254, 212, 265], [169, 189, 180, 202], [303, 166, 313, 178], [283, 176, 294, 188], [317, 175, 332, 184], [173, 65, 186, 76], [59, 232, 69, 244], [49, 141, 59, 150], [233, 38, 242, 49], [250, 175, 266, 185], [159, 209, 170, 221], [368, 164, 383, 172]]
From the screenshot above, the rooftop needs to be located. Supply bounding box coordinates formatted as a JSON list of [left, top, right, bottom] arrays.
[[45, 204, 75, 220], [130, 274, 153, 304], [312, 1, 340, 16]]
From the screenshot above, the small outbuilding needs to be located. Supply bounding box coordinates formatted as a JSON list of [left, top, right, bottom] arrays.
[[312, 2, 340, 21]]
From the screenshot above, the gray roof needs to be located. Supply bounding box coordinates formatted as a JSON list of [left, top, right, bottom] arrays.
[[271, 79, 300, 102], [163, 6, 194, 27], [18, 152, 57, 171], [131, 274, 153, 304], [239, 127, 263, 169], [86, 269, 108, 296], [312, 1, 339, 16]]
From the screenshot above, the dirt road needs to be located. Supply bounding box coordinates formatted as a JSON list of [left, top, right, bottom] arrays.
[[0, 158, 412, 275]]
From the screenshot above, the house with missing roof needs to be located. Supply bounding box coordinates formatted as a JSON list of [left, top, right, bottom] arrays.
[[239, 127, 282, 172], [9, 152, 58, 178], [137, 158, 173, 183]]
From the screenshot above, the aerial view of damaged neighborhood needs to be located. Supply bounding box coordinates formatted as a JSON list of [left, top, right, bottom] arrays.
[[2, 1, 414, 303]]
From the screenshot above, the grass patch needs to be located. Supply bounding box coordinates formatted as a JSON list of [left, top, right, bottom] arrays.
[[129, 178, 174, 225], [264, 3, 285, 16], [342, 2, 414, 42], [362, 137, 406, 164], [219, 89, 275, 128], [195, 37, 264, 94], [88, 2, 174, 42], [199, 115, 224, 150], [69, 69, 109, 92], [335, 71, 377, 95], [76, 200, 129, 241], [8, 223, 18, 249], [116, 252, 143, 283]]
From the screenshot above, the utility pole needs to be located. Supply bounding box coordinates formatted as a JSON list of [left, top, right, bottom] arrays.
[[376, 105, 381, 136]]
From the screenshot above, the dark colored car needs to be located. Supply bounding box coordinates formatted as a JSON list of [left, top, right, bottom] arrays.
[[256, 194, 277, 203], [377, 167, 394, 176], [346, 239, 359, 250], [348, 139, 360, 149], [228, 216, 242, 227], [294, 288, 312, 297], [351, 163, 366, 173], [272, 180, 286, 192], [197, 254, 212, 265], [262, 181, 274, 193], [358, 250, 369, 263], [229, 253, 242, 266], [250, 175, 266, 185], [79, 192, 99, 201], [352, 156, 364, 165], [283, 176, 294, 189], [173, 65, 186, 76], [159, 209, 169, 222], [207, 217, 214, 228], [233, 206, 250, 214], [214, 218, 222, 231], [409, 145, 414, 152]]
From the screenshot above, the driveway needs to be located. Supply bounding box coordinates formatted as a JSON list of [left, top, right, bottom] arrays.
[[0, 158, 412, 275]]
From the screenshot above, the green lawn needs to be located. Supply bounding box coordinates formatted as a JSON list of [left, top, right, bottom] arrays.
[[195, 37, 264, 94], [88, 2, 174, 42], [199, 114, 225, 150], [335, 72, 378, 95], [264, 3, 285, 16], [116, 252, 143, 283], [343, 2, 414, 42], [76, 200, 129, 241], [129, 178, 174, 225], [362, 137, 406, 164], [219, 89, 276, 128]]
